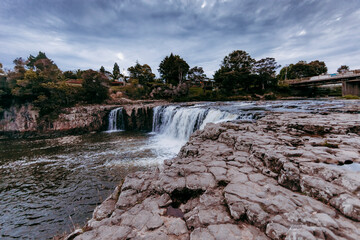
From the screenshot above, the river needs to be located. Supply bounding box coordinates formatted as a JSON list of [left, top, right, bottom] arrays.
[[0, 99, 359, 239]]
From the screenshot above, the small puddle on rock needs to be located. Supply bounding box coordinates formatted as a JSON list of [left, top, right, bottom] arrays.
[[166, 206, 184, 218], [337, 162, 360, 172]]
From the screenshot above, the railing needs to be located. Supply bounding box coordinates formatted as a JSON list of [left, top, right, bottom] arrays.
[[285, 72, 360, 85]]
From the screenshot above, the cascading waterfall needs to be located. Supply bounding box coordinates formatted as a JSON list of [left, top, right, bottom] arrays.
[[152, 105, 245, 140], [107, 107, 125, 131]]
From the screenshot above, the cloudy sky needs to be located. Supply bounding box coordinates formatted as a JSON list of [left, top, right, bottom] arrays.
[[0, 0, 359, 77]]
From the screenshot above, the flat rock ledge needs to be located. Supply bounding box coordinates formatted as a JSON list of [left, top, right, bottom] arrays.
[[68, 112, 360, 240]]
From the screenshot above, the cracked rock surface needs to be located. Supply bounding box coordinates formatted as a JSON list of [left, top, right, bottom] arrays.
[[69, 112, 360, 240]]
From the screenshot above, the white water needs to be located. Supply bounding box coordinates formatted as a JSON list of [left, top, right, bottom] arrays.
[[199, 109, 239, 130], [108, 107, 125, 132], [147, 105, 241, 162], [106, 105, 255, 166], [152, 105, 249, 140]]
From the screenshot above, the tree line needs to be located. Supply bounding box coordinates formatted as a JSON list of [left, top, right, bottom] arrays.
[[0, 50, 348, 116], [0, 52, 109, 117]]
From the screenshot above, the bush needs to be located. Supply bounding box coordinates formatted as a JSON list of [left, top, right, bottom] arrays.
[[82, 70, 110, 103], [343, 95, 360, 99]]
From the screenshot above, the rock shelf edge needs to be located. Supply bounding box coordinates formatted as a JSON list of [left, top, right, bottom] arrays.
[[67, 112, 360, 240]]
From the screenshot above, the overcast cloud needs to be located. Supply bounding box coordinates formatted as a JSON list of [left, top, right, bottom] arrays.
[[0, 0, 359, 76]]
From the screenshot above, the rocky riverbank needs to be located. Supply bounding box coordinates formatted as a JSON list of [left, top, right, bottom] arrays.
[[68, 111, 360, 240], [0, 101, 168, 139]]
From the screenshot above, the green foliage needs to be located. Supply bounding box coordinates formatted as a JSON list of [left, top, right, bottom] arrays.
[[1, 63, 13, 110], [214, 68, 249, 94], [214, 50, 255, 94], [100, 66, 105, 74], [253, 57, 280, 90], [33, 82, 81, 116], [125, 85, 146, 99], [337, 65, 349, 74], [82, 69, 110, 103], [63, 70, 77, 79], [308, 60, 328, 76], [0, 62, 4, 74], [0, 75, 11, 110], [128, 62, 155, 85], [26, 51, 48, 69], [221, 50, 255, 73], [278, 60, 327, 80], [158, 53, 189, 85], [214, 51, 282, 95], [187, 66, 206, 83], [173, 86, 254, 102], [112, 62, 121, 80], [342, 94, 360, 99], [1, 53, 111, 118], [76, 69, 84, 79]]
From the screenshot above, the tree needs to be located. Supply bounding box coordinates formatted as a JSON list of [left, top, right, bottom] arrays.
[[187, 66, 206, 83], [214, 50, 255, 93], [221, 50, 255, 73], [278, 60, 327, 80], [0, 62, 4, 74], [112, 62, 120, 80], [308, 60, 327, 76], [128, 62, 155, 85], [82, 69, 110, 103], [13, 58, 26, 75], [100, 66, 106, 74], [0, 62, 9, 111], [254, 58, 280, 76], [76, 69, 83, 79], [26, 51, 48, 69], [158, 53, 189, 85], [337, 65, 349, 74], [254, 57, 280, 90], [63, 70, 77, 79]]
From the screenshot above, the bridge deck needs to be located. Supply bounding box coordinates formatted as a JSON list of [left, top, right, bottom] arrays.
[[285, 73, 360, 86]]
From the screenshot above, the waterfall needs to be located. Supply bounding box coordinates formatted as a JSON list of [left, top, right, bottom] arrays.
[[152, 105, 242, 140], [108, 107, 125, 131]]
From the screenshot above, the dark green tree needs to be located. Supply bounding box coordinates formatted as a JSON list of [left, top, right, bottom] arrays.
[[112, 62, 120, 80], [82, 69, 110, 103], [158, 53, 189, 85], [214, 50, 255, 93], [0, 62, 9, 111], [76, 69, 83, 79], [187, 66, 206, 83], [337, 65, 349, 74], [26, 51, 48, 69], [128, 62, 155, 85], [100, 66, 106, 74], [221, 50, 255, 73], [278, 60, 327, 80], [308, 60, 327, 76], [254, 57, 280, 90], [63, 70, 77, 79], [2, 54, 85, 116]]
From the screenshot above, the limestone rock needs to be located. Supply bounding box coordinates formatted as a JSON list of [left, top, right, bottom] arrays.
[[68, 112, 360, 240]]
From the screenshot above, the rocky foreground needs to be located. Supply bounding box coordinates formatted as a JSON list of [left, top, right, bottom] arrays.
[[68, 112, 360, 240]]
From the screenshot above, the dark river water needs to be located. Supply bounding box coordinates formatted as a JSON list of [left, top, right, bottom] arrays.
[[0, 131, 175, 239], [1, 99, 359, 239]]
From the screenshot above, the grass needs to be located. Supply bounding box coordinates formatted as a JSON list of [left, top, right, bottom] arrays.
[[342, 95, 360, 99]]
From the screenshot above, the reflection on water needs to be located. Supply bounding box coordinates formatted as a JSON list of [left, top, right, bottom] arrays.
[[0, 131, 173, 239]]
